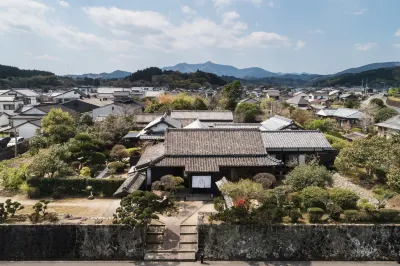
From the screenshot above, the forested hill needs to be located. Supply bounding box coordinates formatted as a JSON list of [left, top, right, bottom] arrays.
[[129, 67, 227, 88], [313, 67, 400, 87], [0, 64, 54, 79]]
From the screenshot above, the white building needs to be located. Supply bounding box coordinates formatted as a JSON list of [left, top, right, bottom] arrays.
[[0, 96, 24, 115], [13, 120, 41, 139], [50, 89, 86, 103], [7, 89, 40, 106], [92, 102, 142, 121]]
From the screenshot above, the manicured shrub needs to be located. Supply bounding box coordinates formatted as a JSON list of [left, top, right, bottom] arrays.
[[26, 177, 124, 197], [51, 191, 63, 200], [344, 210, 359, 223], [253, 173, 276, 189], [307, 207, 324, 223], [284, 161, 333, 191], [357, 199, 376, 212], [329, 188, 359, 209], [374, 209, 400, 223], [287, 192, 302, 209], [108, 162, 126, 174], [213, 197, 225, 212], [328, 204, 342, 221], [290, 209, 302, 223], [79, 167, 91, 177], [301, 186, 329, 209], [27, 187, 41, 199]]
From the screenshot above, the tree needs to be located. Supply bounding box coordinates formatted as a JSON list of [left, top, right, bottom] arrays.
[[284, 160, 333, 191], [113, 190, 167, 227], [30, 145, 73, 178], [253, 173, 276, 189], [301, 186, 329, 209], [93, 114, 136, 146], [387, 168, 400, 191], [290, 109, 313, 126], [221, 80, 243, 110], [334, 137, 390, 178], [369, 98, 385, 108], [374, 107, 398, 123], [344, 99, 360, 109], [42, 108, 76, 143], [235, 102, 261, 122], [329, 188, 359, 209], [305, 118, 337, 133], [28, 134, 50, 155], [68, 133, 106, 166], [171, 94, 193, 110], [152, 175, 184, 195], [193, 97, 208, 110], [93, 78, 100, 87], [220, 179, 266, 210], [373, 188, 396, 209], [110, 144, 129, 161]]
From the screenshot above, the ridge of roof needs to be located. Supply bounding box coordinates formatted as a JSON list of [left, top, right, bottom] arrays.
[[167, 127, 260, 132]]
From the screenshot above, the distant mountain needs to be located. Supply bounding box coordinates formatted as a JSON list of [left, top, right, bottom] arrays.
[[0, 64, 54, 79], [335, 62, 400, 76], [162, 61, 280, 79], [314, 66, 400, 87], [66, 70, 131, 79]]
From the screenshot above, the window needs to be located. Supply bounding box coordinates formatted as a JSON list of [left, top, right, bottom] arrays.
[[3, 104, 15, 110], [112, 106, 115, 111]]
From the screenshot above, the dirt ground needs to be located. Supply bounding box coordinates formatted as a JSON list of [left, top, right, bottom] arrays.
[[0, 194, 121, 224]]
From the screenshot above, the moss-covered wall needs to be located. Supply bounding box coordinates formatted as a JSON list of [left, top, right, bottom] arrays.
[[198, 224, 400, 261], [0, 225, 145, 261]]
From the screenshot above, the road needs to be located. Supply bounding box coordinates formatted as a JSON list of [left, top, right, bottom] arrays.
[[363, 93, 400, 112], [0, 262, 395, 266]]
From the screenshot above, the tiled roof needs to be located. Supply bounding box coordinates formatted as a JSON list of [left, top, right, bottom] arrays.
[[261, 115, 294, 130], [265, 90, 280, 96], [317, 108, 366, 119], [113, 172, 146, 197], [375, 115, 400, 130], [13, 89, 39, 97], [213, 123, 264, 130], [184, 119, 208, 129], [261, 130, 333, 149], [171, 110, 234, 121], [165, 128, 267, 155], [135, 143, 165, 169], [155, 156, 280, 172], [135, 113, 164, 124], [286, 95, 309, 105], [144, 114, 181, 130]]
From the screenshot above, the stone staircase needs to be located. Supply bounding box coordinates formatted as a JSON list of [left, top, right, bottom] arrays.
[[144, 224, 198, 261]]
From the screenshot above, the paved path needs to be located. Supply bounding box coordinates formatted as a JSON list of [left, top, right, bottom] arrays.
[[1, 261, 395, 265], [332, 173, 378, 206]]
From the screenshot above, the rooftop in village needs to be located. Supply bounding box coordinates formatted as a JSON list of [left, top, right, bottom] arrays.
[[375, 114, 400, 130], [317, 108, 366, 119]]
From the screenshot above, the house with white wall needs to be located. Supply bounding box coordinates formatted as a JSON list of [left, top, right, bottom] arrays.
[[6, 89, 40, 106], [12, 120, 42, 139], [308, 91, 329, 103], [92, 102, 143, 121], [50, 89, 86, 103]]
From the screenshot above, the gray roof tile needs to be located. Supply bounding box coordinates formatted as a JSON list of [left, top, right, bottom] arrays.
[[261, 130, 333, 149]]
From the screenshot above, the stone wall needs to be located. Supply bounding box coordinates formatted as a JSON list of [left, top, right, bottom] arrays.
[[0, 225, 145, 261], [198, 224, 400, 261]]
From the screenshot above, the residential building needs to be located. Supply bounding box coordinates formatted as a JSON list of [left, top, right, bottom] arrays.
[[375, 115, 400, 138], [286, 95, 309, 109], [308, 91, 329, 102], [97, 87, 131, 101], [0, 96, 24, 115], [265, 89, 280, 100], [92, 102, 143, 122], [11, 120, 42, 139], [134, 113, 165, 129], [7, 89, 39, 106], [317, 108, 367, 127], [62, 98, 114, 114], [238, 97, 261, 105], [171, 110, 234, 127], [50, 89, 87, 103], [261, 130, 335, 168], [339, 93, 359, 102], [261, 115, 303, 130]]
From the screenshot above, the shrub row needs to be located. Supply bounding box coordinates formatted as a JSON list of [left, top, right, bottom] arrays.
[[26, 177, 125, 197], [344, 209, 400, 223]]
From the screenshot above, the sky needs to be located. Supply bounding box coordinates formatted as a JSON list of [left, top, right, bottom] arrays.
[[0, 0, 400, 75]]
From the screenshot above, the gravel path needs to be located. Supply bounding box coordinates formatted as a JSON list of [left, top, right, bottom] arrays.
[[332, 173, 379, 206]]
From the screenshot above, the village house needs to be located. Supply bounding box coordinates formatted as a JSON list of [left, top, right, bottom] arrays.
[[238, 97, 261, 105], [115, 127, 335, 197], [92, 101, 143, 122], [286, 95, 309, 109], [375, 115, 400, 138], [261, 115, 303, 131], [62, 98, 114, 114], [49, 89, 87, 103], [308, 91, 329, 103], [171, 110, 234, 127], [264, 89, 280, 100], [4, 89, 40, 106], [317, 108, 367, 128]]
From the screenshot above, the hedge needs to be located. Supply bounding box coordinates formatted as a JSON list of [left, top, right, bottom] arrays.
[[307, 207, 324, 223], [27, 177, 125, 197], [343, 209, 400, 223]]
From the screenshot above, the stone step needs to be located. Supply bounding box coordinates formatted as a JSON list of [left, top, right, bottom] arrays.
[[147, 225, 165, 233], [146, 243, 164, 250], [179, 234, 197, 243], [179, 243, 198, 251], [144, 251, 196, 261], [146, 234, 164, 243], [180, 225, 197, 234]]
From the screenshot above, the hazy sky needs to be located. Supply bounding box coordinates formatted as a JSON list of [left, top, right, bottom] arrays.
[[1, 0, 400, 75]]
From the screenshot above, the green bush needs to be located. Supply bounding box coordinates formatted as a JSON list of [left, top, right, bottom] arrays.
[[329, 188, 359, 209], [27, 187, 41, 199], [357, 199, 376, 212], [301, 186, 329, 209], [374, 209, 400, 223], [284, 161, 333, 191], [287, 192, 302, 208], [214, 197, 225, 212], [344, 210, 359, 223], [307, 207, 324, 223], [290, 209, 302, 223], [108, 162, 126, 173], [26, 177, 124, 197], [51, 191, 63, 199], [328, 204, 342, 221]]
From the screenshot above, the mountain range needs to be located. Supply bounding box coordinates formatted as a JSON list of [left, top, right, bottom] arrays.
[[162, 61, 400, 81], [65, 70, 131, 79]]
